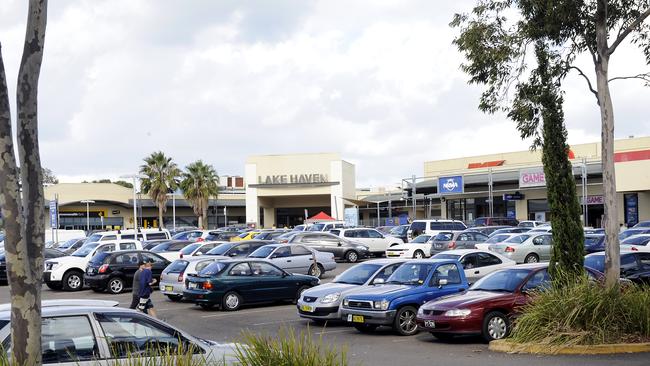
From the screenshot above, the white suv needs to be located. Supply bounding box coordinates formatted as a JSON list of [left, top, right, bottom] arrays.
[[407, 219, 467, 241], [330, 228, 404, 255], [43, 240, 142, 291], [83, 229, 170, 245]]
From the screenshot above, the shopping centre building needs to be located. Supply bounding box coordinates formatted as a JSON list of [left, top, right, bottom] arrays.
[[43, 136, 650, 231]]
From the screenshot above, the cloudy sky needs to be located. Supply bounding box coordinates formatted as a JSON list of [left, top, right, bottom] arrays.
[[1, 0, 648, 188]]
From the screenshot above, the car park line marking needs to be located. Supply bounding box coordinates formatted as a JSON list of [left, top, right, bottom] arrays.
[[314, 329, 350, 335], [251, 319, 304, 326], [201, 307, 292, 318]]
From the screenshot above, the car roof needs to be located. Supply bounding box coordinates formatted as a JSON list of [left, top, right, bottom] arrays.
[[411, 219, 461, 223], [403, 258, 460, 265], [438, 249, 486, 255], [510, 262, 549, 270], [363, 258, 409, 265]]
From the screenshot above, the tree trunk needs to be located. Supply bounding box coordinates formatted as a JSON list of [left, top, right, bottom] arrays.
[[202, 200, 209, 230], [158, 205, 164, 228], [595, 0, 620, 287], [0, 1, 48, 364]]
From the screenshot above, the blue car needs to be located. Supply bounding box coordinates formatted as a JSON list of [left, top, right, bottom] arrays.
[[584, 234, 606, 254], [340, 259, 469, 336]]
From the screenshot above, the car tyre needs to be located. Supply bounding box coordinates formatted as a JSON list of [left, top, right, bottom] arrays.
[[482, 311, 511, 342], [166, 294, 183, 302], [62, 270, 84, 291], [524, 253, 539, 263], [354, 324, 378, 333], [294, 285, 310, 304], [393, 306, 419, 336], [345, 251, 359, 263], [45, 282, 62, 291], [413, 250, 425, 259], [107, 277, 125, 294], [431, 332, 455, 341], [222, 291, 242, 311], [308, 263, 324, 279]]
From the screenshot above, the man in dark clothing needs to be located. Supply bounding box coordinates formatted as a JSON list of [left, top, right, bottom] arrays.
[[129, 261, 146, 309], [137, 260, 158, 318]]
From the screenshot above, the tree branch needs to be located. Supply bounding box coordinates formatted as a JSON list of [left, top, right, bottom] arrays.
[[608, 7, 650, 55], [568, 66, 599, 102], [608, 72, 650, 83]]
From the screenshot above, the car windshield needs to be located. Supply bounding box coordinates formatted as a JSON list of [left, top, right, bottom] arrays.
[[432, 253, 461, 260], [470, 269, 532, 292], [150, 243, 170, 252], [433, 232, 453, 241], [57, 238, 80, 249], [249, 246, 275, 258], [504, 234, 530, 244], [335, 263, 383, 285], [180, 243, 202, 255], [166, 260, 189, 273], [585, 236, 605, 246], [622, 235, 650, 245], [386, 263, 433, 285], [206, 243, 234, 255], [199, 261, 227, 276], [486, 235, 510, 244], [85, 234, 102, 244], [390, 226, 406, 235], [89, 252, 111, 265], [72, 243, 99, 257], [584, 255, 606, 272], [411, 235, 432, 244], [309, 224, 326, 231]]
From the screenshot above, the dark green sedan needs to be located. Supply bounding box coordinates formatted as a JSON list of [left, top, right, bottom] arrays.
[[183, 259, 320, 311]]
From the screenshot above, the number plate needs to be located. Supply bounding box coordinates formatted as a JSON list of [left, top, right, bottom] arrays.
[[347, 314, 364, 323], [164, 286, 174, 292], [424, 320, 436, 328], [300, 305, 314, 313]]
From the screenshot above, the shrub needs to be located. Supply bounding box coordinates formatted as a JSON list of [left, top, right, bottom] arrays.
[[511, 276, 650, 346]]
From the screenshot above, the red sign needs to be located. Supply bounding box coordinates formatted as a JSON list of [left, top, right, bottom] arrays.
[[468, 160, 505, 169]]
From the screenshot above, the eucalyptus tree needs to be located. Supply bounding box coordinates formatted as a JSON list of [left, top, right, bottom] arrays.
[[140, 152, 181, 228], [181, 161, 219, 229]]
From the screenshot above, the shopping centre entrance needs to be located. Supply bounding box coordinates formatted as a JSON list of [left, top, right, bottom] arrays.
[[275, 207, 331, 228]]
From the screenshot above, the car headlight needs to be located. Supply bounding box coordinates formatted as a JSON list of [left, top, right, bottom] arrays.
[[343, 299, 349, 306], [373, 300, 390, 310], [321, 293, 341, 304], [45, 262, 59, 271], [417, 307, 425, 315], [444, 309, 471, 317]]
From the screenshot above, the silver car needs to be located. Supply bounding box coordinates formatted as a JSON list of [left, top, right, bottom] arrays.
[[296, 259, 407, 323], [488, 233, 553, 263], [0, 300, 238, 365], [248, 243, 336, 278], [430, 231, 490, 256], [160, 256, 226, 301]]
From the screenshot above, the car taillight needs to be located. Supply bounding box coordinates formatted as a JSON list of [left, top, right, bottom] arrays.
[[98, 264, 109, 273], [631, 246, 638, 251], [203, 282, 213, 290], [505, 246, 515, 253], [448, 241, 456, 249], [196, 238, 205, 242], [178, 272, 184, 282]]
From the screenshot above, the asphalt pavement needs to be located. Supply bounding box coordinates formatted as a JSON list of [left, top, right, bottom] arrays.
[[0, 261, 648, 366]]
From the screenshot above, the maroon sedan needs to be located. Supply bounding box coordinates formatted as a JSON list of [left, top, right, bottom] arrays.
[[415, 263, 601, 342]]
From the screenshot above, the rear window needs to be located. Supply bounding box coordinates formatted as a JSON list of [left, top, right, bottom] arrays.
[[180, 243, 202, 255], [434, 232, 453, 241], [150, 243, 170, 252], [410, 222, 426, 232], [89, 252, 111, 265], [166, 260, 189, 273], [474, 218, 487, 226], [430, 222, 445, 230], [147, 232, 168, 240], [200, 261, 227, 276]]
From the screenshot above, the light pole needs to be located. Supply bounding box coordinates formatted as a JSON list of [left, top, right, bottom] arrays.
[[80, 200, 95, 233], [120, 174, 146, 230], [166, 192, 176, 231]]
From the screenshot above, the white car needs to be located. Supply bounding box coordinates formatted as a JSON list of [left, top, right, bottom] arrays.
[[84, 228, 170, 245], [43, 240, 142, 291], [474, 233, 519, 251], [308, 221, 346, 232], [385, 234, 434, 259], [406, 219, 467, 241], [432, 249, 516, 284], [177, 241, 227, 259], [330, 228, 404, 255], [620, 234, 650, 252], [518, 220, 546, 228]]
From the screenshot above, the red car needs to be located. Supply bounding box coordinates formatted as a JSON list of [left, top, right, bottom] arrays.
[[415, 263, 602, 342]]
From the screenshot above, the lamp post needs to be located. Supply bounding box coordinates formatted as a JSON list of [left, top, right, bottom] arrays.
[[80, 200, 95, 233], [120, 174, 146, 230], [166, 192, 176, 231]]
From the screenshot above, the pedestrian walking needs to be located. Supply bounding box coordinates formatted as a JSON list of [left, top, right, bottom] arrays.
[[129, 260, 145, 309], [137, 260, 158, 318]]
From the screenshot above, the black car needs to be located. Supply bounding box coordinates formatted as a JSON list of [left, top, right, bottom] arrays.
[[1, 248, 65, 284], [142, 239, 177, 251], [585, 252, 650, 284], [149, 240, 193, 253], [84, 251, 170, 294], [204, 241, 269, 258]]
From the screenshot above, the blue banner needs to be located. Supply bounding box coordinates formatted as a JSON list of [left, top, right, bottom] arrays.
[[49, 200, 58, 228], [438, 176, 464, 194]]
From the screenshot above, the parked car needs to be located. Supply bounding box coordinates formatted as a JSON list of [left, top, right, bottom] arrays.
[[471, 226, 511, 236], [43, 240, 143, 291], [84, 251, 169, 294], [231, 231, 262, 242], [254, 230, 289, 241], [389, 225, 409, 243], [289, 232, 370, 263], [178, 241, 225, 258], [407, 220, 467, 241], [149, 240, 194, 261], [620, 228, 650, 241], [385, 235, 434, 259], [142, 239, 174, 251], [584, 234, 606, 254], [584, 228, 606, 235], [308, 221, 346, 232], [473, 217, 519, 227], [0, 300, 238, 364], [160, 256, 226, 301], [488, 233, 552, 263], [431, 249, 516, 284], [340, 259, 469, 336], [375, 226, 395, 235], [474, 233, 519, 251], [620, 234, 650, 252], [205, 231, 241, 241], [84, 228, 170, 244], [416, 263, 603, 342], [585, 251, 650, 283], [248, 243, 336, 278], [633, 221, 650, 228], [204, 241, 270, 258], [488, 227, 531, 237], [183, 259, 320, 310], [1, 248, 65, 285], [329, 228, 404, 255], [297, 259, 407, 323], [429, 231, 489, 256], [275, 231, 299, 243], [171, 230, 205, 241], [54, 238, 87, 255], [518, 220, 546, 228]]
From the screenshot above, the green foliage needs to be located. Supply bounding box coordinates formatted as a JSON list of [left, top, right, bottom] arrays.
[[511, 275, 650, 345], [180, 160, 219, 229], [235, 327, 349, 366], [140, 151, 181, 218]]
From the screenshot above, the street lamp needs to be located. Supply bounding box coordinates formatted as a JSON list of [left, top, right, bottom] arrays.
[[80, 200, 95, 233], [120, 174, 147, 230], [166, 192, 176, 231]]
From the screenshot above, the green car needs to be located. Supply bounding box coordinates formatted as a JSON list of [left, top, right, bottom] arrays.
[[183, 259, 320, 311]]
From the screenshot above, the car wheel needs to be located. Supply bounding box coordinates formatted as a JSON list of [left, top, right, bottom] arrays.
[[482, 311, 511, 342], [166, 294, 183, 302], [345, 251, 359, 263], [308, 264, 324, 279], [91, 287, 104, 293], [431, 332, 455, 341], [393, 306, 419, 336], [524, 253, 539, 263], [45, 282, 62, 291], [107, 277, 125, 294], [294, 285, 310, 304], [62, 270, 84, 291], [222, 291, 242, 311], [199, 303, 216, 310], [413, 250, 425, 259], [354, 324, 378, 333]]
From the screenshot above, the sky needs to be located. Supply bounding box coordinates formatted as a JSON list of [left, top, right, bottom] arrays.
[[1, 0, 648, 188]]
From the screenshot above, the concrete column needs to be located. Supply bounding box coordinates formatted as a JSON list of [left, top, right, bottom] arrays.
[[263, 207, 276, 228], [440, 200, 447, 219], [245, 163, 259, 225], [516, 200, 528, 221]]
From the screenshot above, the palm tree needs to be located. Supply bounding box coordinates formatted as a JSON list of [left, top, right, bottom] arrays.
[[180, 160, 219, 229], [140, 152, 181, 228]]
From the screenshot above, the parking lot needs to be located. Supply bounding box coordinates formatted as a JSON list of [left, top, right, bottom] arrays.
[[0, 260, 648, 366]]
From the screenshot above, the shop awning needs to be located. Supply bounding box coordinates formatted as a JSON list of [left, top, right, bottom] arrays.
[[307, 211, 335, 221]]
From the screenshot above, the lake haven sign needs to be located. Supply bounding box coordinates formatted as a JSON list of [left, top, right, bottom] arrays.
[[257, 174, 329, 185]]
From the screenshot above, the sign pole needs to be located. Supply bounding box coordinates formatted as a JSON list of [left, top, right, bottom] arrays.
[[412, 175, 417, 220], [55, 194, 59, 243]]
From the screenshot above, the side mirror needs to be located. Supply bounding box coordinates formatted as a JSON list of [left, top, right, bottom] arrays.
[[373, 278, 385, 285], [270, 254, 277, 259], [282, 272, 289, 277], [229, 252, 238, 257], [438, 279, 448, 288]]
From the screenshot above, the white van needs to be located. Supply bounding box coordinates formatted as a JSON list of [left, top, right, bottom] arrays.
[[407, 219, 467, 241], [308, 221, 346, 232], [83, 228, 170, 244]]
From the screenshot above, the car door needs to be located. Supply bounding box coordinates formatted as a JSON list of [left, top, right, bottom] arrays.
[[298, 234, 322, 252], [459, 253, 480, 283], [428, 263, 467, 300], [634, 253, 650, 284], [539, 234, 553, 260], [224, 262, 257, 301], [268, 246, 294, 271], [355, 230, 373, 250], [37, 315, 101, 365], [111, 252, 140, 286], [367, 229, 387, 252], [475, 252, 507, 278], [249, 261, 292, 301], [289, 245, 315, 274], [455, 233, 473, 250], [141, 252, 170, 280]]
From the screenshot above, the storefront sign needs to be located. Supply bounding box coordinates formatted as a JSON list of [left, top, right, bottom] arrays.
[[503, 192, 525, 201], [344, 208, 359, 227], [49, 201, 58, 228], [625, 193, 639, 226], [438, 176, 464, 194], [581, 195, 604, 205], [467, 160, 505, 169], [519, 168, 546, 188], [257, 174, 328, 185]]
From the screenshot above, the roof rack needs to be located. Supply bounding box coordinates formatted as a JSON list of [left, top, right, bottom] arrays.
[[0, 300, 119, 313]]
